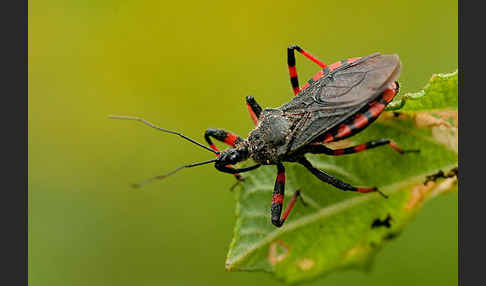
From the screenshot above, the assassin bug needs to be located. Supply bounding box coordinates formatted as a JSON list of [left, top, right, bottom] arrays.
[[110, 45, 417, 228]]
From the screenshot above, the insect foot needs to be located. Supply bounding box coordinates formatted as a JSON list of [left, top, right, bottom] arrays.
[[357, 187, 388, 198], [295, 190, 309, 207], [229, 175, 246, 192], [401, 149, 421, 154], [388, 140, 420, 154]]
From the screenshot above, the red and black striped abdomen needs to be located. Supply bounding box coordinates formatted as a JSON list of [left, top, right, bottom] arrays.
[[317, 82, 398, 144]]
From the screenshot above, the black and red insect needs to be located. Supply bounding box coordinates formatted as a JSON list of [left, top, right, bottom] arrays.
[[110, 45, 417, 228]]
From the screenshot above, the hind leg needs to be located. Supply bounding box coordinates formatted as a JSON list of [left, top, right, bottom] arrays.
[[287, 45, 327, 96]]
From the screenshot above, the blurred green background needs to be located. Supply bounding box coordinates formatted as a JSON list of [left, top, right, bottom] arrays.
[[29, 0, 457, 285]]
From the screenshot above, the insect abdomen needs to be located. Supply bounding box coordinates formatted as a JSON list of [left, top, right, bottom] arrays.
[[318, 82, 398, 144]]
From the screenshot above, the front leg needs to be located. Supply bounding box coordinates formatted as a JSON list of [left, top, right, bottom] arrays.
[[215, 163, 261, 174], [205, 128, 245, 180], [204, 128, 244, 150]]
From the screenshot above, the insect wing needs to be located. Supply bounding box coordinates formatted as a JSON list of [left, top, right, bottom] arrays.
[[281, 53, 401, 152]]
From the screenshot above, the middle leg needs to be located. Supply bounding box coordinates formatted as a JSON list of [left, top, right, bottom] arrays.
[[306, 138, 419, 155]]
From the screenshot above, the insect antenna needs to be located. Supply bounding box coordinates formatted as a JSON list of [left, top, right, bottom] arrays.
[[108, 115, 220, 154], [132, 159, 217, 188]]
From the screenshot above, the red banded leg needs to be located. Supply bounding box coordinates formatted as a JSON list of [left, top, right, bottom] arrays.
[[307, 138, 419, 155], [204, 128, 245, 180], [246, 95, 263, 125], [287, 45, 327, 96], [204, 128, 244, 149], [298, 157, 388, 198], [271, 163, 302, 227]]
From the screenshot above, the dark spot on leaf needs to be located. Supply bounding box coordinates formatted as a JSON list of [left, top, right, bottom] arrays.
[[424, 167, 458, 185], [371, 214, 392, 229], [384, 232, 400, 240]]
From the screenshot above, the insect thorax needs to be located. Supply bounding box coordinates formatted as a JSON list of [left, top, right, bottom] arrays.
[[247, 109, 292, 164]]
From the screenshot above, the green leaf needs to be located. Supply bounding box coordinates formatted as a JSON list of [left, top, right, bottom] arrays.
[[225, 70, 458, 283], [387, 70, 458, 111]]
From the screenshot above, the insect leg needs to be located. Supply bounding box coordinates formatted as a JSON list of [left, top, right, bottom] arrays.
[[271, 163, 302, 227], [306, 139, 419, 155], [204, 128, 244, 150], [205, 128, 245, 180], [298, 157, 388, 198], [215, 164, 261, 174], [288, 45, 327, 96], [246, 95, 262, 125]]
